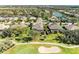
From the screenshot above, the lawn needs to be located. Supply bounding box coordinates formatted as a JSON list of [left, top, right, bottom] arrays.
[[60, 47, 79, 54], [32, 33, 62, 43], [44, 33, 59, 43], [3, 44, 52, 54], [3, 44, 79, 54]]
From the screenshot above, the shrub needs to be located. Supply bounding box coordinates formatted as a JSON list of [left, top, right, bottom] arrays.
[[15, 36, 33, 42], [40, 38, 44, 41], [1, 29, 12, 38], [22, 36, 33, 42]]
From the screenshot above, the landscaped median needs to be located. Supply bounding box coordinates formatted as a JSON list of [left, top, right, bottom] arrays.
[[3, 42, 79, 54]]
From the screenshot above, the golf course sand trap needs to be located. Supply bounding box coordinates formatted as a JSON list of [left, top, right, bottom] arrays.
[[38, 46, 61, 53]]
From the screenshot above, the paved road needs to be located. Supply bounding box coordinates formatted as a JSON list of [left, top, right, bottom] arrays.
[[12, 41, 79, 48]]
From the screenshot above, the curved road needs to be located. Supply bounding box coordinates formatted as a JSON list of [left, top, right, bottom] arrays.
[[12, 41, 79, 48]]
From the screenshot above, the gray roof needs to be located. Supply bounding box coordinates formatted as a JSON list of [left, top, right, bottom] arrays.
[[32, 24, 44, 31], [64, 24, 79, 30], [48, 23, 63, 30], [32, 18, 44, 31]]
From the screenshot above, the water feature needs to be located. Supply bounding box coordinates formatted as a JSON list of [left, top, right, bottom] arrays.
[[53, 12, 63, 18], [52, 11, 68, 21]]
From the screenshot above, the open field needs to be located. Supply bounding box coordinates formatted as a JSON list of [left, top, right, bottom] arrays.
[[3, 44, 79, 54]]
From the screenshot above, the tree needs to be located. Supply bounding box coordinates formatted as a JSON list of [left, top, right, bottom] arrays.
[[22, 36, 32, 42], [1, 29, 12, 38], [55, 30, 79, 45], [44, 24, 51, 35]]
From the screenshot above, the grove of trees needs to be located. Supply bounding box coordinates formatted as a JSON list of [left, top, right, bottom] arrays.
[[55, 30, 79, 45]]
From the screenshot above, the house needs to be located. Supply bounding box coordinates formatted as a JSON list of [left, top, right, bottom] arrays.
[[48, 23, 64, 33], [0, 23, 10, 34], [32, 18, 44, 32], [64, 24, 79, 30], [50, 16, 59, 21], [19, 16, 27, 21], [10, 23, 27, 29], [0, 17, 6, 20], [14, 17, 19, 20], [29, 16, 36, 20], [0, 23, 10, 31]]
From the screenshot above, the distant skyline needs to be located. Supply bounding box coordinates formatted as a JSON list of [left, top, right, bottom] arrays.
[[0, 5, 79, 8]]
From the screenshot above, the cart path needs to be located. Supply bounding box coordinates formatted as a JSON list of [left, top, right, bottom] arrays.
[[12, 41, 79, 48]]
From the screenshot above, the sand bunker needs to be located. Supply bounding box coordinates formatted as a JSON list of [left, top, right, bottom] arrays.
[[38, 46, 61, 53]]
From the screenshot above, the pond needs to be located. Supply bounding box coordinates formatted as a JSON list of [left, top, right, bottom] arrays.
[[52, 11, 68, 21], [53, 12, 63, 17]]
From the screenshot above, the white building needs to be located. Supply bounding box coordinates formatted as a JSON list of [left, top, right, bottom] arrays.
[[29, 17, 36, 20], [0, 23, 10, 31]]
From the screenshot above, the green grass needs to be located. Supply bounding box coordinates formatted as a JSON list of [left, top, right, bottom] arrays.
[[3, 44, 52, 54], [44, 33, 62, 43], [44, 34, 58, 42], [32, 33, 62, 43], [3, 44, 79, 54], [60, 47, 79, 54]]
